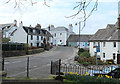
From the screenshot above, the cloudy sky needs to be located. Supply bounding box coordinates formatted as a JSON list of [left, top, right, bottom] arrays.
[[0, 0, 119, 34]]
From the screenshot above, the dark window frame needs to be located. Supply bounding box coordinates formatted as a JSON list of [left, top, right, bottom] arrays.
[[103, 53, 105, 58], [113, 53, 115, 60], [113, 42, 116, 47], [31, 35, 33, 40]]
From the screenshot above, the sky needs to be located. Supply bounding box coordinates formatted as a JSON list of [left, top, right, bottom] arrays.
[[0, 0, 119, 34]]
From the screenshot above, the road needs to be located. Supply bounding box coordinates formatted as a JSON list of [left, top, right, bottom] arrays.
[[4, 46, 78, 78]]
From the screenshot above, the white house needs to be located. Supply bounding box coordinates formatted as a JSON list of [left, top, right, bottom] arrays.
[[89, 15, 120, 64], [45, 24, 75, 46], [1, 20, 18, 39], [11, 22, 53, 47], [67, 34, 93, 49]]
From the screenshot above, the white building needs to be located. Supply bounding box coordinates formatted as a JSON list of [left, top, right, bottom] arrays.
[[67, 34, 93, 49], [1, 20, 18, 39], [45, 24, 75, 46], [89, 16, 120, 64], [11, 22, 53, 47]]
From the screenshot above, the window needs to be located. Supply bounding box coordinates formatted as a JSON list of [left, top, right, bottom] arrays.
[[98, 42, 100, 46], [37, 36, 39, 40], [31, 43, 33, 46], [37, 43, 39, 47], [103, 42, 106, 47], [31, 35, 33, 40], [93, 42, 95, 46], [60, 33, 62, 35], [60, 40, 62, 42], [103, 53, 105, 58], [55, 33, 56, 37], [41, 36, 43, 40], [113, 53, 115, 60], [113, 42, 116, 47]]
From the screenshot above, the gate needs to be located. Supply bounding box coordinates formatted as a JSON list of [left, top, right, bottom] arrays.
[[117, 54, 120, 64], [51, 59, 61, 75]]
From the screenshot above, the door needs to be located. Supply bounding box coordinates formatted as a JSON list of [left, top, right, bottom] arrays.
[[117, 54, 120, 64]]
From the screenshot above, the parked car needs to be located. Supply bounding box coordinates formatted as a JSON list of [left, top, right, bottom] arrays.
[[94, 67, 120, 78], [88, 65, 118, 76], [57, 42, 65, 46]]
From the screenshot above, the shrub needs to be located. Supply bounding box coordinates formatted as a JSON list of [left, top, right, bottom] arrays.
[[74, 56, 79, 61], [80, 52, 90, 58], [78, 48, 85, 52]]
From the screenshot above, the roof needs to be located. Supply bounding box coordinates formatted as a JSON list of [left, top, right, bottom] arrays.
[[0, 23, 13, 30], [51, 26, 69, 31], [41, 29, 53, 37], [89, 23, 120, 42], [23, 26, 53, 37], [67, 34, 93, 42]]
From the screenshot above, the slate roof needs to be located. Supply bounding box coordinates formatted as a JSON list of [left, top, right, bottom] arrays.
[[89, 24, 120, 42], [51, 26, 69, 31], [67, 34, 93, 42], [0, 23, 13, 30], [23, 26, 53, 37]]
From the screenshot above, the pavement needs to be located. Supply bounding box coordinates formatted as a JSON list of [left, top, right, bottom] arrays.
[[4, 46, 78, 78]]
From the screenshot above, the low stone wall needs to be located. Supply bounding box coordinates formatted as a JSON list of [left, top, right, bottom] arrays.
[[2, 50, 26, 57], [27, 48, 44, 55], [2, 48, 44, 57]]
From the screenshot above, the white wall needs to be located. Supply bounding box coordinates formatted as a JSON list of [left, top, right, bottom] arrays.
[[11, 25, 27, 43], [89, 41, 119, 64], [51, 31, 67, 46]]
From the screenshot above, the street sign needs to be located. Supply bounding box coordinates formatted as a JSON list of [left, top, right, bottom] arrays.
[[96, 46, 100, 52]]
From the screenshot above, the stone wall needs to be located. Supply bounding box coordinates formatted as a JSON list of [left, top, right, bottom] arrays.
[[2, 48, 44, 57]]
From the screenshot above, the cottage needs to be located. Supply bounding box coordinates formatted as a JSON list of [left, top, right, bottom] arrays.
[[1, 20, 18, 39], [89, 15, 120, 64], [11, 21, 53, 47], [67, 34, 93, 49]]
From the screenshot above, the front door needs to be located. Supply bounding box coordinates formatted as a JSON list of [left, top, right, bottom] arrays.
[[117, 54, 120, 64]]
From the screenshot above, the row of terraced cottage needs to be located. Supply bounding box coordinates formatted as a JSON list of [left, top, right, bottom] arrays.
[[1, 15, 120, 64], [68, 15, 120, 64]]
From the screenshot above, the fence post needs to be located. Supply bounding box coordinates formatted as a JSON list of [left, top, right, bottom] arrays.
[[59, 59, 61, 76], [2, 58, 4, 71], [27, 57, 29, 78], [51, 61, 53, 74]]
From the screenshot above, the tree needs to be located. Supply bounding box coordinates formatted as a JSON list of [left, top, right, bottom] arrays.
[[5, 0, 98, 29]]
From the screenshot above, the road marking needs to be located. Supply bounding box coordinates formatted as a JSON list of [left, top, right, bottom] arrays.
[[5, 62, 10, 64], [11, 61, 21, 64]]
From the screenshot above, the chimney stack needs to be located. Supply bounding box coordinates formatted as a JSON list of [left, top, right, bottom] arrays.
[[19, 21, 23, 28], [14, 20, 17, 26], [117, 14, 120, 29]]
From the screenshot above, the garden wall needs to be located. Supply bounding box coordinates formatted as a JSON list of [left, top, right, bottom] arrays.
[[2, 48, 44, 57]]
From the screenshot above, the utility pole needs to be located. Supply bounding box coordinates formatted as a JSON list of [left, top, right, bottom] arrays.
[[75, 21, 81, 49], [79, 21, 81, 49]]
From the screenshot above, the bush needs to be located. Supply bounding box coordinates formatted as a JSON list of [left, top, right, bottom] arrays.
[[74, 56, 79, 61], [78, 48, 85, 52], [80, 52, 90, 58]]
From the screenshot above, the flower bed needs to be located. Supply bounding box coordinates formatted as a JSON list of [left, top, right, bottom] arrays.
[[64, 73, 120, 83]]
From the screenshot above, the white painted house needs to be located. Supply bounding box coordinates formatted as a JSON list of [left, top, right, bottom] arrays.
[[1, 20, 18, 39], [11, 22, 53, 47], [89, 16, 120, 64], [45, 24, 75, 46]]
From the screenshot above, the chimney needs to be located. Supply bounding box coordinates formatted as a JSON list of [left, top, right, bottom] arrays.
[[117, 15, 120, 29], [35, 24, 41, 29], [14, 20, 17, 26], [68, 24, 73, 32], [19, 21, 23, 28]]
